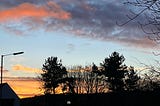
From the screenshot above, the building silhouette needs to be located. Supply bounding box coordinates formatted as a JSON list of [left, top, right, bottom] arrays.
[[0, 83, 20, 106]]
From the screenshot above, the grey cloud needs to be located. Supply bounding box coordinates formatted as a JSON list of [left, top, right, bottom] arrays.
[[0, 0, 158, 49], [0, 0, 44, 6], [66, 43, 75, 53]]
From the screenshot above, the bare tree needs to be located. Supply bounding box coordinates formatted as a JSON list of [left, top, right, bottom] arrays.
[[121, 0, 160, 42], [136, 60, 160, 91], [67, 65, 108, 94]]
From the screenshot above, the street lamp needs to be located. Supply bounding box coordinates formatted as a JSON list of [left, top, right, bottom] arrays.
[[0, 51, 24, 84]]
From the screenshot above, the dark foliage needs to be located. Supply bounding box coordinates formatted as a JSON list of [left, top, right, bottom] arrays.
[[22, 52, 160, 106], [59, 77, 76, 94], [100, 52, 128, 92], [125, 66, 140, 91], [40, 57, 67, 94]]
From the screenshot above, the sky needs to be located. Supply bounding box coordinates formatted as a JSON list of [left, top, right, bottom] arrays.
[[1, 0, 160, 98]]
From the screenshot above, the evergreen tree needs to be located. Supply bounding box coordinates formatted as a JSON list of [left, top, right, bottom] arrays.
[[92, 63, 99, 93], [100, 52, 127, 92], [125, 66, 140, 91], [41, 57, 67, 94]]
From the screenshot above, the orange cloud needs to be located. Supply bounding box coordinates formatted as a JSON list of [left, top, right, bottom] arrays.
[[0, 2, 71, 22], [12, 64, 42, 73]]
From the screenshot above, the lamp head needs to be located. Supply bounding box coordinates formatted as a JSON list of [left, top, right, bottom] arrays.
[[13, 52, 24, 55]]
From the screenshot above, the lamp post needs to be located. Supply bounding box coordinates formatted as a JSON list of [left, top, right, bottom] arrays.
[[0, 52, 24, 84]]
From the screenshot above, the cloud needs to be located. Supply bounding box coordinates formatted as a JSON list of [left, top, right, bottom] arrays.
[[107, 36, 157, 49], [0, 0, 158, 49], [66, 43, 75, 53], [12, 64, 42, 73], [0, 0, 44, 8], [0, 1, 71, 23]]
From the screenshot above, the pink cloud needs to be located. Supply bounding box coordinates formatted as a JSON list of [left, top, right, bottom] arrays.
[[0, 0, 158, 49], [0, 2, 71, 22], [113, 37, 158, 49]]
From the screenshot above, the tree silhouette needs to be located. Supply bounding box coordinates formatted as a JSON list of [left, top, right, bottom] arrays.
[[122, 0, 160, 42], [92, 63, 99, 75], [125, 66, 140, 91], [41, 57, 67, 94], [92, 63, 99, 93], [59, 77, 76, 94], [100, 52, 127, 92], [92, 63, 107, 93], [66, 65, 108, 94]]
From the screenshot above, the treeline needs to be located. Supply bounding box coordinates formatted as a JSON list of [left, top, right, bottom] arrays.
[[39, 51, 160, 95]]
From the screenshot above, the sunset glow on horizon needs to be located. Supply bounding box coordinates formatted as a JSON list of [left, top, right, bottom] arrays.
[[4, 77, 43, 98]]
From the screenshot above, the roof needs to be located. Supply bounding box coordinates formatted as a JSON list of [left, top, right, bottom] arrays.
[[0, 83, 6, 88], [0, 83, 19, 99]]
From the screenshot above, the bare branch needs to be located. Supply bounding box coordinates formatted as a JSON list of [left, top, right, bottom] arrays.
[[120, 0, 160, 42], [152, 52, 160, 56], [117, 7, 148, 26]]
